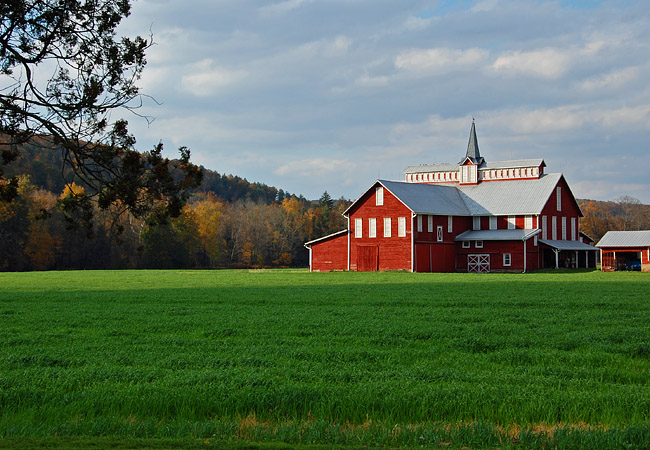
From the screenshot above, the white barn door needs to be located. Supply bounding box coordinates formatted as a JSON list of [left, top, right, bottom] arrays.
[[468, 254, 490, 273]]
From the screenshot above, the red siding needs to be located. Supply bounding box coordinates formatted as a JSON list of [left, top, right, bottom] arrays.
[[539, 176, 582, 241], [348, 184, 412, 271], [309, 233, 348, 272]]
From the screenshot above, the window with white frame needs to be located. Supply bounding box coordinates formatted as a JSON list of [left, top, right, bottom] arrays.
[[557, 186, 562, 211], [542, 216, 547, 240], [534, 235, 538, 246], [376, 187, 383, 206], [473, 216, 481, 231], [525, 216, 533, 230], [369, 218, 376, 238], [428, 215, 434, 233], [562, 216, 567, 240], [355, 218, 362, 238], [503, 253, 511, 266], [398, 217, 406, 237], [417, 215, 423, 232], [462, 241, 470, 248], [475, 240, 483, 248], [437, 225, 443, 242], [489, 216, 497, 230], [571, 217, 576, 241], [508, 216, 516, 230], [448, 216, 453, 233], [384, 217, 391, 238], [552, 216, 557, 240]]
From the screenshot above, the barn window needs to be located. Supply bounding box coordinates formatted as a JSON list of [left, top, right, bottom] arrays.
[[561, 217, 567, 240], [428, 215, 434, 233], [369, 218, 376, 238], [571, 217, 576, 241], [552, 216, 557, 240], [417, 215, 423, 232], [398, 217, 406, 237], [508, 216, 516, 230], [534, 235, 538, 246], [542, 216, 548, 240], [355, 218, 362, 238], [473, 216, 481, 231], [503, 253, 511, 266], [525, 216, 533, 230], [489, 216, 497, 230], [437, 226, 443, 242], [448, 216, 453, 233], [475, 240, 483, 248], [384, 217, 391, 237], [557, 186, 562, 211], [376, 187, 384, 206], [462, 241, 470, 248]]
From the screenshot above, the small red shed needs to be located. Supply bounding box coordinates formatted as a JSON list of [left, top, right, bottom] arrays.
[[596, 231, 650, 272]]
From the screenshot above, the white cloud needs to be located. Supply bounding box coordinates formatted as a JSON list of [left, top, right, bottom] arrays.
[[579, 66, 641, 91], [490, 48, 572, 79], [259, 0, 311, 16], [395, 47, 489, 74], [354, 74, 389, 87], [274, 158, 351, 177], [180, 59, 247, 97]]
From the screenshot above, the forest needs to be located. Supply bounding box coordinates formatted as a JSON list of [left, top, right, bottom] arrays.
[[3, 138, 650, 271], [0, 138, 349, 271]]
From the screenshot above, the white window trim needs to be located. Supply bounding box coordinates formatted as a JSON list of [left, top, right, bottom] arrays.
[[448, 216, 453, 233], [542, 215, 547, 240], [503, 253, 511, 266], [384, 217, 391, 238], [557, 186, 562, 211], [508, 216, 516, 230], [398, 217, 406, 237], [437, 225, 443, 242], [552, 216, 557, 240], [571, 217, 576, 241], [369, 218, 376, 238], [376, 187, 384, 206], [462, 241, 470, 248], [428, 215, 434, 233], [417, 215, 423, 233], [525, 215, 533, 230], [473, 216, 481, 231], [489, 216, 497, 230], [562, 216, 567, 240], [475, 240, 483, 248], [355, 218, 362, 238]]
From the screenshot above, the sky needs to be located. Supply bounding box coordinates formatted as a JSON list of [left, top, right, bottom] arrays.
[[116, 0, 650, 203]]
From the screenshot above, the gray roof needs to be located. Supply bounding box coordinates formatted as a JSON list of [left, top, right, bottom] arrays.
[[457, 173, 563, 216], [455, 229, 540, 241], [404, 158, 545, 174], [483, 159, 545, 170], [596, 231, 650, 248], [461, 120, 484, 165], [539, 239, 599, 251], [378, 180, 470, 215], [304, 229, 348, 247]]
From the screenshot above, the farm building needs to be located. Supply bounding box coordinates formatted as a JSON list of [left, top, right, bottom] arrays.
[[596, 231, 650, 272], [305, 121, 598, 272]]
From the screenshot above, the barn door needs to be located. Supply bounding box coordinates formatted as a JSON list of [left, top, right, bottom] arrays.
[[468, 254, 490, 273], [357, 245, 378, 271]]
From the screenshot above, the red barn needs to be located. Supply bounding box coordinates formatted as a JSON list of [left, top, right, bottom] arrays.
[[596, 231, 650, 272], [305, 122, 598, 272]]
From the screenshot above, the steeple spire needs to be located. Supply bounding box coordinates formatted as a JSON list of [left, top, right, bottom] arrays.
[[462, 118, 484, 165]]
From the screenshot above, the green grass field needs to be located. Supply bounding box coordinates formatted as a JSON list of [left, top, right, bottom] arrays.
[[1, 269, 649, 449]]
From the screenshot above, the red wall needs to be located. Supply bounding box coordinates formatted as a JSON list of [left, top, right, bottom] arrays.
[[539, 176, 582, 240], [309, 233, 348, 272], [456, 238, 540, 272], [348, 184, 412, 271]]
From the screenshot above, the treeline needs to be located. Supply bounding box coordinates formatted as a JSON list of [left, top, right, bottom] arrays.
[[1, 139, 349, 271], [578, 197, 650, 243], [0, 175, 349, 271]]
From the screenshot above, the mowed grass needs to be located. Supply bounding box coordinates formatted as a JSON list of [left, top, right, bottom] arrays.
[[1, 269, 650, 449]]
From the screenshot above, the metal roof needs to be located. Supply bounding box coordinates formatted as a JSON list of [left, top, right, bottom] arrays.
[[461, 120, 484, 165], [596, 231, 650, 248], [378, 180, 470, 215], [539, 239, 599, 251], [483, 159, 545, 169], [404, 163, 458, 173], [304, 229, 348, 247], [456, 173, 563, 216], [455, 229, 540, 241]]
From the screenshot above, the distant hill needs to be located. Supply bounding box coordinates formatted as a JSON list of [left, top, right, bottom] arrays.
[[577, 197, 650, 243], [1, 134, 300, 204]]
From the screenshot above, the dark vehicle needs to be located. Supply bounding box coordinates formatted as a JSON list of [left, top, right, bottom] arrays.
[[626, 260, 642, 271]]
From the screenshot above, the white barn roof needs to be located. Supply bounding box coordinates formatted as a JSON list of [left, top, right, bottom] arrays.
[[596, 231, 650, 248]]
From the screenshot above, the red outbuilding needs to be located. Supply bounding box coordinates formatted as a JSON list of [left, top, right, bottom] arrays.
[[596, 231, 650, 272], [305, 122, 598, 272]]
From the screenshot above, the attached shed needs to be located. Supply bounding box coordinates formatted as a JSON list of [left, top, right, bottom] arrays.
[[305, 230, 348, 272], [596, 231, 650, 272]]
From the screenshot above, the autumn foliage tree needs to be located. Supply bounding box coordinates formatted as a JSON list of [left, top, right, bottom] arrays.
[[0, 0, 201, 224]]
